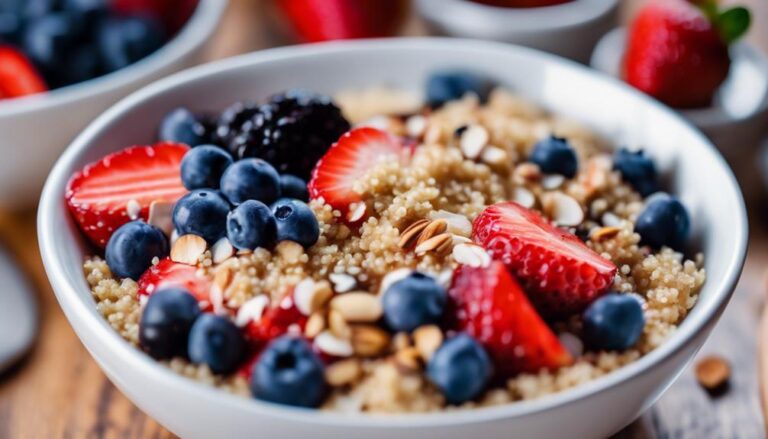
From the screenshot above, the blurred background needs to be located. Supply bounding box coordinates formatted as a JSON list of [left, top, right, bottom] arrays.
[[0, 0, 767, 437]]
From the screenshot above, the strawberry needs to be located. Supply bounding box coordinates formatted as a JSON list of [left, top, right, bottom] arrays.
[[447, 261, 572, 377], [245, 294, 307, 345], [277, 0, 407, 43], [623, 0, 751, 108], [66, 143, 189, 248], [472, 202, 617, 315], [137, 258, 212, 303], [0, 45, 47, 99], [308, 127, 410, 222]]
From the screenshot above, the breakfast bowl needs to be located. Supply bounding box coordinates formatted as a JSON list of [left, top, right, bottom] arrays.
[[415, 0, 620, 63], [38, 38, 747, 439], [0, 0, 227, 209]]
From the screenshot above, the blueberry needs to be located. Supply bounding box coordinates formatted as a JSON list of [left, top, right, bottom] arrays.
[[180, 145, 233, 190], [634, 194, 690, 250], [382, 272, 446, 332], [139, 288, 200, 360], [172, 189, 231, 244], [23, 13, 78, 73], [97, 16, 164, 73], [251, 336, 327, 407], [613, 148, 659, 197], [583, 293, 645, 351], [58, 45, 101, 86], [279, 174, 309, 202], [188, 314, 245, 375], [270, 198, 319, 248], [220, 158, 281, 205], [105, 221, 169, 280], [63, 0, 107, 23], [226, 200, 277, 250], [23, 0, 61, 17], [0, 13, 21, 43], [159, 107, 207, 147], [529, 136, 578, 178], [426, 70, 493, 108], [426, 334, 492, 405]]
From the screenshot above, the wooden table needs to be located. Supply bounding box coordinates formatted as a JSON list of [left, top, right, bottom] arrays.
[[1, 0, 766, 437]]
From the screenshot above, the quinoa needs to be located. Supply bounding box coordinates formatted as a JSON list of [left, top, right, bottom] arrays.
[[83, 87, 705, 413]]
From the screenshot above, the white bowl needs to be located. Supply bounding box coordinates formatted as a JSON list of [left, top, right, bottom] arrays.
[[38, 39, 747, 439], [591, 28, 768, 166], [415, 0, 619, 63], [0, 0, 228, 210]]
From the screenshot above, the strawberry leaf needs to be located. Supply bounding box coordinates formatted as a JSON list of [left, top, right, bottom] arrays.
[[718, 6, 751, 44]]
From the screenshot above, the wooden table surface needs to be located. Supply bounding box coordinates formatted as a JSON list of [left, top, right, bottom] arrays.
[[1, 0, 767, 437]]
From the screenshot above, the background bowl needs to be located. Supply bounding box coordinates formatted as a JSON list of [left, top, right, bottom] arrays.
[[38, 39, 747, 439], [0, 0, 228, 210], [415, 0, 620, 63]]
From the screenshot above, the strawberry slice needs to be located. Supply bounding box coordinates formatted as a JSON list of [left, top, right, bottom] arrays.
[[448, 261, 572, 377], [473, 202, 617, 315], [137, 258, 211, 303], [245, 293, 307, 345], [66, 142, 189, 248], [308, 127, 409, 222], [0, 45, 47, 99]]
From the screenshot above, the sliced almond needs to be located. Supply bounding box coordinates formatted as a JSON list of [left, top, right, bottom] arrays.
[[436, 268, 453, 288], [315, 331, 353, 357], [405, 115, 427, 138], [398, 219, 430, 249], [695, 355, 730, 394], [394, 347, 422, 370], [392, 332, 411, 351], [414, 232, 453, 256], [459, 124, 489, 160], [452, 243, 491, 268], [328, 309, 352, 339], [329, 273, 357, 293], [148, 200, 174, 236], [480, 145, 509, 168], [276, 241, 304, 264], [542, 192, 584, 227], [330, 292, 383, 323], [416, 219, 448, 246], [512, 187, 536, 208], [590, 226, 621, 242], [325, 359, 362, 386], [213, 265, 233, 293], [305, 312, 326, 338], [428, 211, 472, 237], [351, 325, 391, 357], [347, 202, 367, 223], [541, 174, 565, 190], [514, 163, 541, 182], [380, 268, 414, 294], [558, 332, 584, 358], [126, 199, 141, 220], [211, 238, 235, 264], [294, 278, 333, 316], [413, 325, 443, 361], [170, 234, 207, 265], [234, 295, 270, 327], [601, 212, 621, 227]]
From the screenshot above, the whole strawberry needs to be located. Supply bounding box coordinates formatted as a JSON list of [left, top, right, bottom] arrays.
[[624, 0, 751, 108]]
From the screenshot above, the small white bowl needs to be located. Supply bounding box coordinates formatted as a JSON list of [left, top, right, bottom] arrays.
[[591, 27, 768, 166], [39, 39, 747, 439], [415, 0, 620, 63], [0, 0, 228, 210]]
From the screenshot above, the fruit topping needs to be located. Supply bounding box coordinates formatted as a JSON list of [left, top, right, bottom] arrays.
[[529, 136, 578, 178], [180, 145, 233, 190], [220, 158, 281, 206], [139, 287, 200, 360], [426, 70, 494, 108], [172, 189, 231, 244], [613, 148, 659, 197], [582, 293, 645, 351], [226, 200, 277, 251], [105, 220, 169, 280], [188, 313, 246, 375], [270, 198, 319, 248], [426, 333, 492, 405], [634, 193, 690, 250], [381, 272, 447, 333], [137, 258, 212, 303]]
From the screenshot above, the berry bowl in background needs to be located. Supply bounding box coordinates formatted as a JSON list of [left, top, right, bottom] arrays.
[[38, 39, 747, 439], [414, 0, 619, 63], [0, 0, 227, 209]]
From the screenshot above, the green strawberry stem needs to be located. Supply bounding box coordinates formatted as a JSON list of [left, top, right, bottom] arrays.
[[694, 1, 751, 45]]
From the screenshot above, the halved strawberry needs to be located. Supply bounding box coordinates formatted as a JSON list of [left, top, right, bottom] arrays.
[[245, 293, 307, 345], [137, 258, 211, 303], [473, 202, 617, 315], [0, 45, 47, 99], [308, 127, 410, 222], [448, 261, 572, 377], [66, 142, 189, 248]]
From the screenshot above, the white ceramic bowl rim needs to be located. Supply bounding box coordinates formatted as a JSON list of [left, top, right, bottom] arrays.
[[418, 0, 618, 30], [0, 0, 227, 118], [38, 38, 748, 428]]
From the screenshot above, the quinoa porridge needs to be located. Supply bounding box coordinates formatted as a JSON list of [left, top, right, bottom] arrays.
[[69, 72, 704, 412]]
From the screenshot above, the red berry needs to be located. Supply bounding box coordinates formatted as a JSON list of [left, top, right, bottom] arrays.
[[245, 294, 307, 345], [137, 258, 212, 304], [623, 0, 731, 108], [0, 45, 47, 99], [66, 143, 189, 248], [277, 0, 407, 42], [472, 202, 617, 315], [308, 127, 411, 223], [447, 261, 572, 377]]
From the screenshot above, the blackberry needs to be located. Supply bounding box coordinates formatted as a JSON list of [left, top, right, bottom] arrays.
[[218, 90, 350, 179]]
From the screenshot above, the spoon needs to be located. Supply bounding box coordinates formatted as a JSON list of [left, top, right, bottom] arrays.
[[0, 244, 37, 372]]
